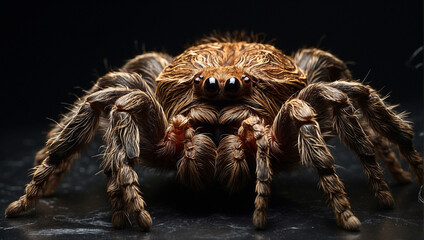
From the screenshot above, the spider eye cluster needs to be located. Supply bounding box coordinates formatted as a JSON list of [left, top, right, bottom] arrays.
[[193, 73, 253, 98]]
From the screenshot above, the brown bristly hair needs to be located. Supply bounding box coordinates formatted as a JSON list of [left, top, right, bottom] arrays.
[[156, 37, 307, 123]]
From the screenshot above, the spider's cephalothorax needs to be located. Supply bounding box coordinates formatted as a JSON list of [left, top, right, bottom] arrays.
[[5, 35, 423, 232]]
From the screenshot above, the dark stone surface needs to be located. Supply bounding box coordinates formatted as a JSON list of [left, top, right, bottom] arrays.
[[0, 109, 423, 240]]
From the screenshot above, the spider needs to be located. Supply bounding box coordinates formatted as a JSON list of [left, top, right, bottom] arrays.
[[5, 34, 423, 232]]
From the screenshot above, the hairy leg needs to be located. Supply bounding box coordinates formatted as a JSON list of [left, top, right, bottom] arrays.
[[120, 52, 172, 91], [106, 173, 128, 229], [292, 48, 412, 184], [7, 71, 160, 216], [365, 126, 412, 184], [102, 89, 216, 230], [32, 52, 171, 196], [271, 98, 360, 231], [329, 81, 423, 186], [103, 107, 151, 231], [297, 83, 394, 208], [6, 85, 142, 217], [97, 87, 169, 231], [33, 53, 169, 166], [237, 116, 272, 230], [293, 48, 352, 84], [6, 100, 101, 216]]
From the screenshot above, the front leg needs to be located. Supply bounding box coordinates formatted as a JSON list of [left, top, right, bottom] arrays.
[[239, 116, 272, 230], [215, 113, 272, 229], [105, 91, 216, 230], [215, 106, 257, 193]]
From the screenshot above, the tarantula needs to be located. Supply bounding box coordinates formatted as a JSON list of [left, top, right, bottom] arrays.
[[5, 34, 423, 232]]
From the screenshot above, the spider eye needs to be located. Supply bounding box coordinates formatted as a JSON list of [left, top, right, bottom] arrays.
[[194, 75, 204, 84], [194, 77, 201, 84], [241, 75, 251, 84], [224, 77, 240, 93]]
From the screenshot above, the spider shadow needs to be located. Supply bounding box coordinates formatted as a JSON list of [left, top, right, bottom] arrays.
[[138, 168, 257, 217]]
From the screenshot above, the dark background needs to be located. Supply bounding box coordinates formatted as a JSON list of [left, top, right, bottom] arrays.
[[0, 1, 423, 239], [0, 1, 422, 127]]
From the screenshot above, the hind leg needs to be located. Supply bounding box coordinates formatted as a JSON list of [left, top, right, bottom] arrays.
[[31, 52, 172, 196], [292, 49, 420, 185], [5, 85, 138, 217], [329, 81, 423, 186], [366, 127, 412, 184], [5, 100, 101, 216], [33, 98, 87, 197], [293, 48, 352, 84], [297, 83, 394, 208], [33, 51, 171, 167]]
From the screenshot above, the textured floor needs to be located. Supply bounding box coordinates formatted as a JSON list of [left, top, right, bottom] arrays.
[[0, 116, 423, 240]]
